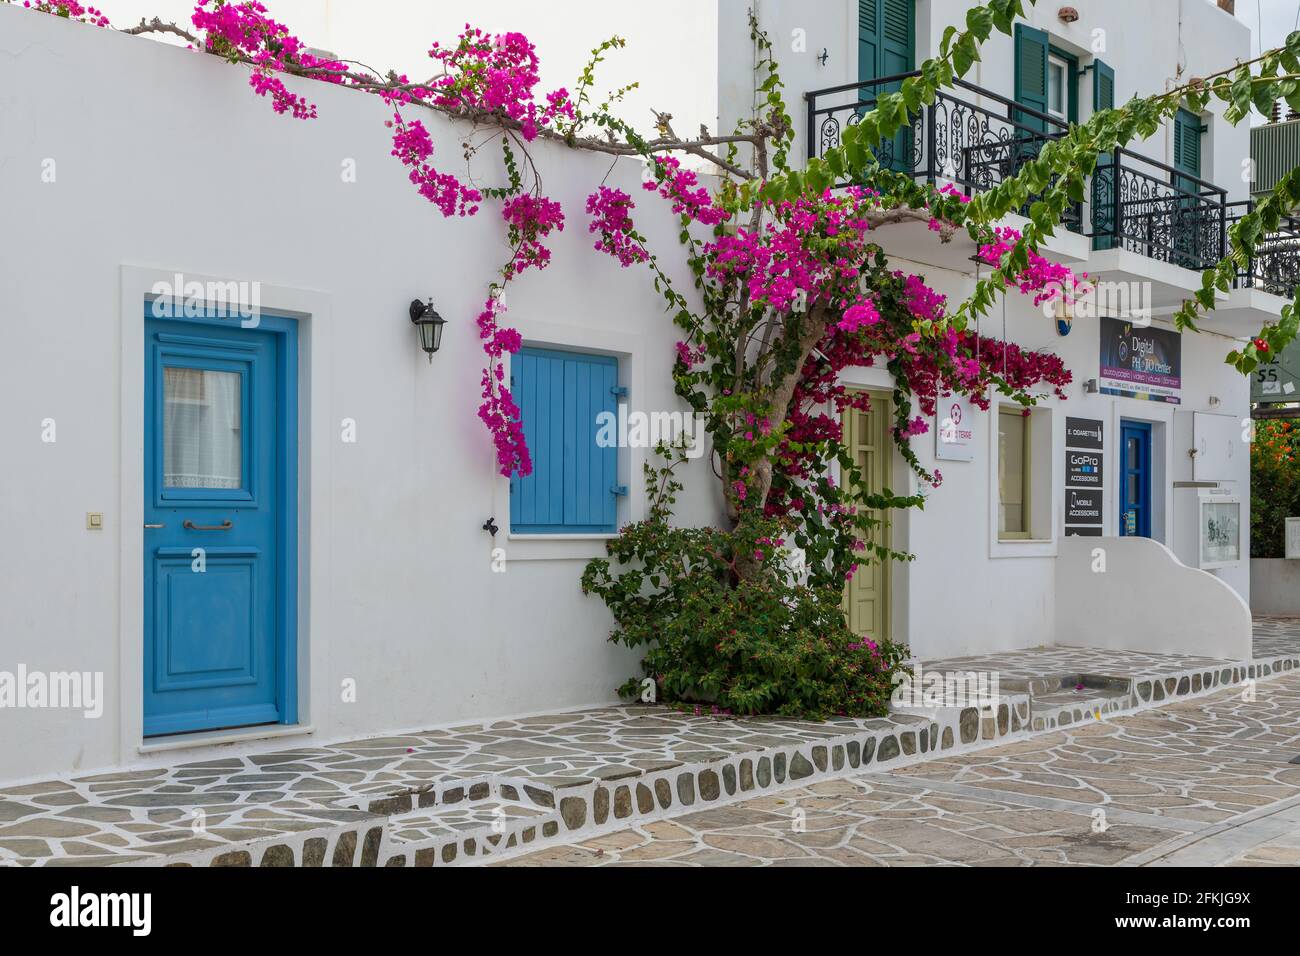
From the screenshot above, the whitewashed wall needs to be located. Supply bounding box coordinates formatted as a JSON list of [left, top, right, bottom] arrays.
[[0, 6, 717, 784], [0, 4, 1262, 786], [840, 259, 1253, 659]]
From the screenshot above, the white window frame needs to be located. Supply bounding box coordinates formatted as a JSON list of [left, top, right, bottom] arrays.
[[1047, 54, 1069, 122]]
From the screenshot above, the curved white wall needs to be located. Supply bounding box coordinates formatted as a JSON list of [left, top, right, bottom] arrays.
[[1055, 535, 1252, 660]]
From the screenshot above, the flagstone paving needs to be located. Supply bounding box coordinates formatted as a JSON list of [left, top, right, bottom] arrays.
[[503, 670, 1300, 867], [2, 620, 1298, 866]]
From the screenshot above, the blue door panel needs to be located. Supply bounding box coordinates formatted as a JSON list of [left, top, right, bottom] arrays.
[[1119, 421, 1152, 538], [144, 307, 296, 737]]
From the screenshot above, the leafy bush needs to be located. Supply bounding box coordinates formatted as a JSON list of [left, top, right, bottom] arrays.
[[582, 449, 908, 720], [1251, 418, 1300, 558]]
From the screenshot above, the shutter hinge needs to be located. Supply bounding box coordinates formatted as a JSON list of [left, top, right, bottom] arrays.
[[610, 484, 629, 497], [610, 385, 628, 398]]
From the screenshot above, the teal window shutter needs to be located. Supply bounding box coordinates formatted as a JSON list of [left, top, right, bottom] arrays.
[[857, 0, 879, 84], [858, 0, 914, 83], [1014, 23, 1050, 133], [1091, 59, 1117, 250], [510, 347, 619, 534], [1093, 59, 1115, 114], [1174, 108, 1202, 180]]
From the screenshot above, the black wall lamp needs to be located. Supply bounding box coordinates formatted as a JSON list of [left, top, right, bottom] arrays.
[[409, 298, 446, 361]]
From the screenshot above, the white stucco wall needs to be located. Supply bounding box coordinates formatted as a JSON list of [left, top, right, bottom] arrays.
[[0, 3, 1267, 786], [0, 6, 717, 784]]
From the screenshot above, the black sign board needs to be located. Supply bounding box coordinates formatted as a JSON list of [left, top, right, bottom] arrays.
[[1064, 526, 1103, 537], [1066, 489, 1103, 525], [1065, 417, 1103, 450], [1065, 449, 1103, 488]]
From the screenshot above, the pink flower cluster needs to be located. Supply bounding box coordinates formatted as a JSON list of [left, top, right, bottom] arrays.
[[501, 194, 565, 278], [901, 272, 946, 323], [643, 156, 729, 226], [191, 0, 346, 120], [427, 26, 574, 141], [675, 340, 707, 369], [387, 113, 482, 217], [476, 294, 531, 477], [20, 0, 109, 26], [585, 187, 649, 267], [705, 188, 879, 316], [978, 227, 1089, 306]]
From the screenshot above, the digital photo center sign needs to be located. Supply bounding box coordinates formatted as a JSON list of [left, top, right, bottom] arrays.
[[1099, 317, 1182, 404], [1064, 416, 1104, 537]]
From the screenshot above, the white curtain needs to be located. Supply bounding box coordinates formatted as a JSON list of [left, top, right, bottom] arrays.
[[164, 367, 241, 489]]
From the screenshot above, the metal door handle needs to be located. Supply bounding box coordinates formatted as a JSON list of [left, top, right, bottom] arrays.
[[183, 519, 233, 531]]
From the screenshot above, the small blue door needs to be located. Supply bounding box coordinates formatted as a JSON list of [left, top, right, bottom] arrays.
[[1119, 420, 1151, 538], [144, 306, 297, 736]]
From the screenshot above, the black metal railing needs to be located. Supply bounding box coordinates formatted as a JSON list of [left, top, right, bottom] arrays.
[[805, 73, 1081, 232], [1227, 201, 1300, 296], [805, 76, 1300, 291], [1089, 148, 1226, 270]]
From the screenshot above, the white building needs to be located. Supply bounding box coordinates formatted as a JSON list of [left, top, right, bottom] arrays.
[[0, 1, 1284, 786]]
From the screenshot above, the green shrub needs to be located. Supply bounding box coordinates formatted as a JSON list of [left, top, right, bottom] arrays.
[[1251, 419, 1300, 558], [581, 452, 908, 720]]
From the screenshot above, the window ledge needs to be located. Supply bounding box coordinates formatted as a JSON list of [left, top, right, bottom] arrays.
[[507, 533, 618, 541]]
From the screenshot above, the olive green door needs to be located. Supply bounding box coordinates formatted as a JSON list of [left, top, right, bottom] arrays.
[[842, 389, 892, 641]]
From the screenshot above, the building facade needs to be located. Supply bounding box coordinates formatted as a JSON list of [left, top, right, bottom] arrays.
[[0, 1, 1290, 786]]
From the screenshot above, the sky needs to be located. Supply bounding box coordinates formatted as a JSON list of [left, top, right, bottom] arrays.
[[1234, 0, 1299, 55]]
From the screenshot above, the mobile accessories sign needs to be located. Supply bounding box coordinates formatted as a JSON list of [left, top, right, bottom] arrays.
[[1099, 317, 1182, 404], [1064, 417, 1104, 537]]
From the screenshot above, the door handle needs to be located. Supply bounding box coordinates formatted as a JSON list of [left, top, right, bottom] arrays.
[[183, 519, 233, 531]]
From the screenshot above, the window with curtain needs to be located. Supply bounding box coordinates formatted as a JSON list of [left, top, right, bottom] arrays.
[[163, 367, 242, 489], [998, 407, 1030, 539]]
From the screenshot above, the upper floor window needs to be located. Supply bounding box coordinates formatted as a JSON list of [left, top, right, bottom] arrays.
[[1047, 54, 1068, 121]]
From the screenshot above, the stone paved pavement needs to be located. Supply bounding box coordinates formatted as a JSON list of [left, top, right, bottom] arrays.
[[501, 671, 1300, 866], [4, 620, 1298, 866]]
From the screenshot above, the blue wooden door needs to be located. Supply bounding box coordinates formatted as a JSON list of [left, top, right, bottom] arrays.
[[144, 308, 296, 736], [1119, 421, 1151, 538]]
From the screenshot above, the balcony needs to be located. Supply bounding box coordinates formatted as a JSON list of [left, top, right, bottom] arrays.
[[1227, 202, 1300, 297], [1088, 148, 1225, 271], [805, 74, 1081, 233], [804, 76, 1300, 300]]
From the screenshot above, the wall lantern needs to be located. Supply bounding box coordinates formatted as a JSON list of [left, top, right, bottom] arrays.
[[409, 299, 446, 361], [1057, 6, 1079, 22]]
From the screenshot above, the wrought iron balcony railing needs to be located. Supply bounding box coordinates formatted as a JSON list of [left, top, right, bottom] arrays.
[[1088, 148, 1227, 271], [805, 76, 1300, 294], [805, 73, 1081, 232], [1227, 201, 1300, 297]]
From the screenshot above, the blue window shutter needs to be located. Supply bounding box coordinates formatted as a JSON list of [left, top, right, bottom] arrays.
[[510, 347, 619, 533]]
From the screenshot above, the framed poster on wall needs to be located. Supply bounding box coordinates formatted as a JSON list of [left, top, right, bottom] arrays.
[[1198, 493, 1242, 569]]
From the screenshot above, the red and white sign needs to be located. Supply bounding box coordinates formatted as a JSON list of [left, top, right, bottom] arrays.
[[936, 396, 976, 462]]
